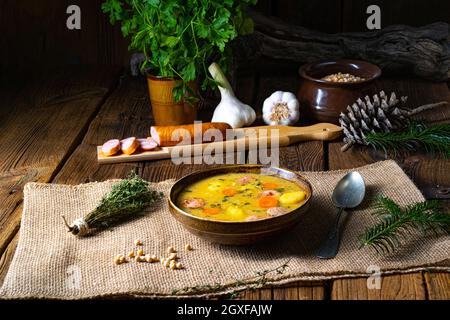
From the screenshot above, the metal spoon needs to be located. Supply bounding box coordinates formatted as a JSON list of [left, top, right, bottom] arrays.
[[317, 171, 365, 259]]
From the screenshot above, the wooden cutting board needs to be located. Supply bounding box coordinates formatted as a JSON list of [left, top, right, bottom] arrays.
[[97, 123, 342, 164]]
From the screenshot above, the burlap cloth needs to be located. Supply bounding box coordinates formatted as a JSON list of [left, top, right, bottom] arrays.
[[1, 160, 448, 299]]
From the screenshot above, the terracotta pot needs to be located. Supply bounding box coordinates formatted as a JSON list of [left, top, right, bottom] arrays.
[[297, 60, 382, 124], [168, 165, 313, 245], [146, 75, 198, 125]]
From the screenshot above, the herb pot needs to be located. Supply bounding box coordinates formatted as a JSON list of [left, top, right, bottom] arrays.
[[297, 60, 382, 124], [147, 75, 198, 126]]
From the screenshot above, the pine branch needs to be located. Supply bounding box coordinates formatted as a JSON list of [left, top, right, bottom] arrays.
[[360, 197, 450, 254], [365, 123, 450, 157]]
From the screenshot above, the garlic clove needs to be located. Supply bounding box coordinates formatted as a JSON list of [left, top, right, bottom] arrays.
[[282, 91, 297, 102], [272, 91, 284, 101]]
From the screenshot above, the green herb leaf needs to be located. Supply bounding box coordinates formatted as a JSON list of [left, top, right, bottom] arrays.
[[163, 36, 179, 48]]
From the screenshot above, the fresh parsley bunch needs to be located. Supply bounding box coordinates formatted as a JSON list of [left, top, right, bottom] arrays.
[[102, 0, 256, 101]]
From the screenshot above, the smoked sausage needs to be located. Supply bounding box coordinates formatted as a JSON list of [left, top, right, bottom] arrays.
[[150, 122, 231, 147]]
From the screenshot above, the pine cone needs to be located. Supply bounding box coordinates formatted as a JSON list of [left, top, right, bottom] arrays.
[[339, 91, 448, 151], [339, 91, 413, 151]]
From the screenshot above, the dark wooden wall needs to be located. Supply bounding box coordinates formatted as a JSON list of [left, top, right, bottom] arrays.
[[259, 0, 450, 32], [1, 0, 449, 74]]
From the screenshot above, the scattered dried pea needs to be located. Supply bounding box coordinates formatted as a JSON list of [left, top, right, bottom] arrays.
[[119, 256, 127, 264], [167, 246, 176, 254], [115, 243, 190, 270], [114, 254, 124, 265], [168, 253, 178, 261], [145, 254, 158, 263], [135, 255, 145, 262]]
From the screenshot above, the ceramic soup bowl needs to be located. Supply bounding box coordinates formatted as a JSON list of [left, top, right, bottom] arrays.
[[168, 165, 313, 245]]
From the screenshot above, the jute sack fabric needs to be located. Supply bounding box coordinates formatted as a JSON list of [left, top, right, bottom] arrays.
[[0, 160, 448, 299]]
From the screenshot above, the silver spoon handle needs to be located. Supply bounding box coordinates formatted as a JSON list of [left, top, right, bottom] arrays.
[[316, 207, 344, 259]]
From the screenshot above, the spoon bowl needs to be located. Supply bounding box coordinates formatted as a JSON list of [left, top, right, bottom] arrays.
[[332, 172, 366, 209]]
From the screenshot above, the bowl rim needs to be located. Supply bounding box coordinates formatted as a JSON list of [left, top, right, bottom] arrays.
[[298, 59, 382, 86], [168, 164, 313, 225]]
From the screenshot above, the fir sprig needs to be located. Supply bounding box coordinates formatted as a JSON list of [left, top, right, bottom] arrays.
[[360, 196, 450, 254], [365, 123, 450, 157], [64, 172, 163, 235]]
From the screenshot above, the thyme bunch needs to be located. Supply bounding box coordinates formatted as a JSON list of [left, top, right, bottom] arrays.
[[64, 172, 163, 236]]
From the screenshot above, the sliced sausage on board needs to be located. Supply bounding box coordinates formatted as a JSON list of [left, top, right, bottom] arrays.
[[101, 139, 121, 156], [138, 138, 158, 151], [120, 137, 139, 155]]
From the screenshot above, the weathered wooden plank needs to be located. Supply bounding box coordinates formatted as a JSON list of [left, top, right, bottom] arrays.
[[0, 0, 129, 74], [0, 232, 18, 287], [0, 66, 120, 257], [273, 282, 325, 300], [327, 78, 450, 300], [424, 271, 450, 300], [331, 273, 427, 300], [241, 287, 273, 300]]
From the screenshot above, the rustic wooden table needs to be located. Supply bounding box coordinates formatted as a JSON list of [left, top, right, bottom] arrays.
[[0, 66, 448, 300]]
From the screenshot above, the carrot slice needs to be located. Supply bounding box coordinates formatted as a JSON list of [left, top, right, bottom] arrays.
[[203, 208, 221, 215], [222, 188, 237, 196], [258, 196, 278, 208], [262, 182, 279, 190]]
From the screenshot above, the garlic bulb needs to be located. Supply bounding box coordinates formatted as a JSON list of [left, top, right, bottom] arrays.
[[262, 91, 300, 126], [208, 63, 256, 128]]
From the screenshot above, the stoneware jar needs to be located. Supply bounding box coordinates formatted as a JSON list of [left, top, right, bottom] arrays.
[[297, 60, 381, 124]]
